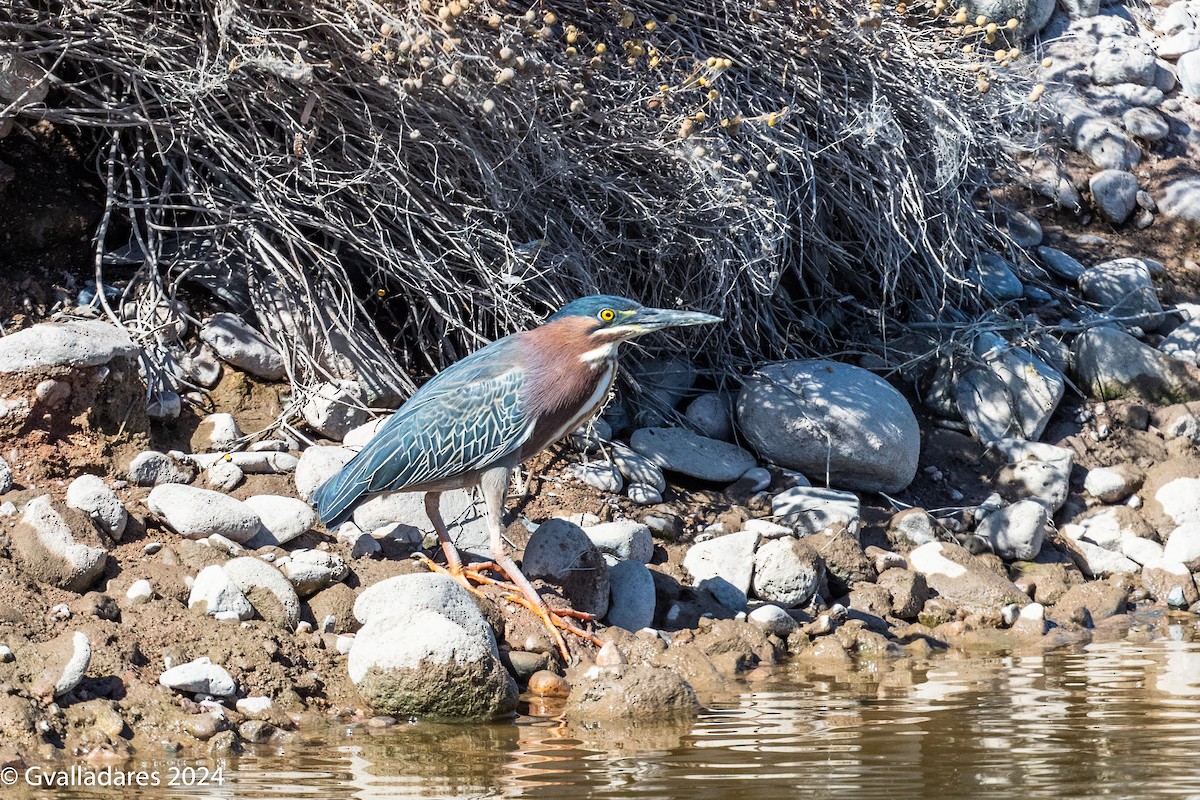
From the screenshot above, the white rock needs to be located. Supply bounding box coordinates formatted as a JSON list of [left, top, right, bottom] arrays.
[[1119, 535, 1164, 566], [124, 579, 154, 605], [199, 313, 286, 380], [1179, 50, 1200, 97], [302, 380, 369, 441], [128, 450, 192, 487], [1083, 465, 1142, 503], [13, 496, 108, 593], [188, 564, 254, 621], [222, 557, 301, 630], [747, 604, 799, 638], [626, 483, 663, 505], [751, 537, 822, 607], [1156, 477, 1200, 527], [181, 450, 299, 474], [743, 518, 794, 539], [235, 696, 274, 717], [51, 631, 91, 697], [737, 360, 919, 493], [1088, 170, 1140, 224], [610, 443, 666, 491], [1091, 37, 1158, 86], [630, 426, 756, 482], [294, 445, 356, 500], [682, 530, 759, 610], [1163, 523, 1200, 565], [342, 415, 391, 448], [1071, 537, 1141, 577], [976, 499, 1047, 560], [355, 573, 494, 642], [243, 495, 315, 547], [571, 461, 623, 493], [583, 521, 654, 563], [147, 484, 262, 542], [1159, 175, 1200, 225], [740, 467, 772, 492], [278, 549, 348, 597], [1013, 602, 1047, 636], [204, 460, 243, 492], [772, 486, 861, 538], [606, 560, 656, 632], [205, 533, 244, 557], [65, 474, 127, 539], [351, 488, 488, 555], [0, 455, 11, 495], [1155, 2, 1196, 34], [159, 657, 237, 697], [0, 320, 137, 373]]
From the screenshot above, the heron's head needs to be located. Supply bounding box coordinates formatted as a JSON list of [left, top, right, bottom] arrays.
[[547, 295, 722, 345]]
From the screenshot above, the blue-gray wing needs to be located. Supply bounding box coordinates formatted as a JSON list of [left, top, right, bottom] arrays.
[[312, 356, 531, 527]]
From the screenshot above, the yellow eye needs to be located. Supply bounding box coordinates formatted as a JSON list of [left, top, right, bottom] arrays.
[[599, 308, 616, 322]]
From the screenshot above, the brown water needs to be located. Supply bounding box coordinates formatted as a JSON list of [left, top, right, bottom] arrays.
[[16, 623, 1200, 800]]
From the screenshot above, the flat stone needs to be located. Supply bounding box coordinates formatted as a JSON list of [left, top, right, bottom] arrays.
[[1156, 477, 1200, 528], [610, 443, 666, 491], [1068, 537, 1141, 577], [242, 495, 315, 547], [1088, 170, 1140, 224], [1071, 327, 1200, 403], [976, 499, 1048, 560], [278, 549, 348, 597], [606, 560, 657, 631], [682, 530, 759, 610], [147, 484, 262, 542], [1037, 246, 1087, 283], [159, 657, 237, 697], [772, 486, 861, 538], [629, 427, 756, 482], [11, 496, 108, 593], [751, 537, 822, 607], [0, 320, 137, 373], [1119, 535, 1164, 566], [65, 474, 127, 540], [188, 564, 254, 621], [583, 521, 654, 563], [128, 451, 192, 487], [199, 313, 286, 380], [521, 518, 610, 618], [221, 557, 301, 630], [908, 541, 1029, 614], [565, 664, 697, 720], [737, 360, 920, 493], [1047, 580, 1129, 626]]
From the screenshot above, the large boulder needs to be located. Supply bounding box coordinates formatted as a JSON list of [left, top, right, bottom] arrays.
[[737, 360, 919, 493], [348, 574, 516, 719], [1072, 327, 1200, 403], [908, 541, 1029, 614]]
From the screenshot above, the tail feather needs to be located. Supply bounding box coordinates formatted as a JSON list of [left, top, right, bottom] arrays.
[[312, 470, 362, 529]]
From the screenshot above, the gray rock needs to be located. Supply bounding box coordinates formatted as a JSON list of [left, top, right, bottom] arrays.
[[1122, 108, 1170, 142], [65, 474, 127, 539], [965, 0, 1054, 36], [877, 568, 929, 618], [1105, 83, 1165, 107], [973, 253, 1024, 301], [626, 483, 663, 505], [1037, 246, 1087, 283], [205, 460, 243, 492], [1157, 476, 1200, 528], [147, 390, 181, 420], [1159, 175, 1200, 224], [351, 488, 488, 556], [629, 427, 756, 482], [348, 577, 516, 719], [1179, 50, 1200, 97], [303, 380, 370, 441], [278, 550, 349, 597], [147, 484, 262, 542], [908, 541, 1029, 614], [199, 313, 286, 380], [1072, 327, 1200, 402], [751, 537, 822, 607], [1005, 210, 1043, 248], [159, 657, 238, 697], [522, 518, 610, 618], [222, 556, 301, 630], [682, 530, 759, 610], [957, 333, 1064, 443], [242, 495, 315, 547], [1088, 170, 1140, 224], [975, 499, 1047, 560], [737, 360, 920, 493], [609, 443, 666, 491], [0, 455, 11, 495], [128, 450, 192, 487], [0, 320, 137, 374], [11, 496, 108, 593], [571, 461, 623, 493], [1091, 37, 1158, 86], [1119, 534, 1164, 566], [1060, 0, 1098, 16], [124, 579, 154, 605], [747, 604, 800, 637], [193, 413, 243, 453], [1071, 117, 1140, 171], [772, 486, 861, 538], [606, 560, 656, 631], [684, 393, 735, 441], [888, 508, 940, 549], [1161, 319, 1200, 364], [32, 630, 91, 699], [1163, 523, 1200, 566], [583, 521, 653, 563], [294, 445, 356, 500], [627, 357, 696, 423], [1083, 464, 1144, 503], [994, 439, 1073, 512], [565, 664, 697, 720], [188, 564, 254, 621]]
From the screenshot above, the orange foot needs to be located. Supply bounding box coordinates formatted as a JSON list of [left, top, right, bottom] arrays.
[[411, 553, 602, 662]]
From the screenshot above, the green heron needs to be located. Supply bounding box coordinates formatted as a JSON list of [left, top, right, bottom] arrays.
[[313, 295, 720, 658]]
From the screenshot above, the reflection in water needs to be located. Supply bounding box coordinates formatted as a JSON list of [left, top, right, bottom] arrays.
[[31, 633, 1200, 800]]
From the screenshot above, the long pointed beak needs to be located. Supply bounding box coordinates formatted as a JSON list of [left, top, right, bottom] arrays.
[[617, 307, 723, 335]]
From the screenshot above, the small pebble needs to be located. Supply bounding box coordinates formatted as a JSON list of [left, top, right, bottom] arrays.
[[527, 670, 570, 698], [50, 604, 71, 621], [295, 621, 314, 634], [740, 467, 772, 492], [144, 542, 163, 555], [336, 635, 355, 655], [1001, 603, 1021, 626], [0, 645, 13, 663], [125, 579, 154, 605]]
